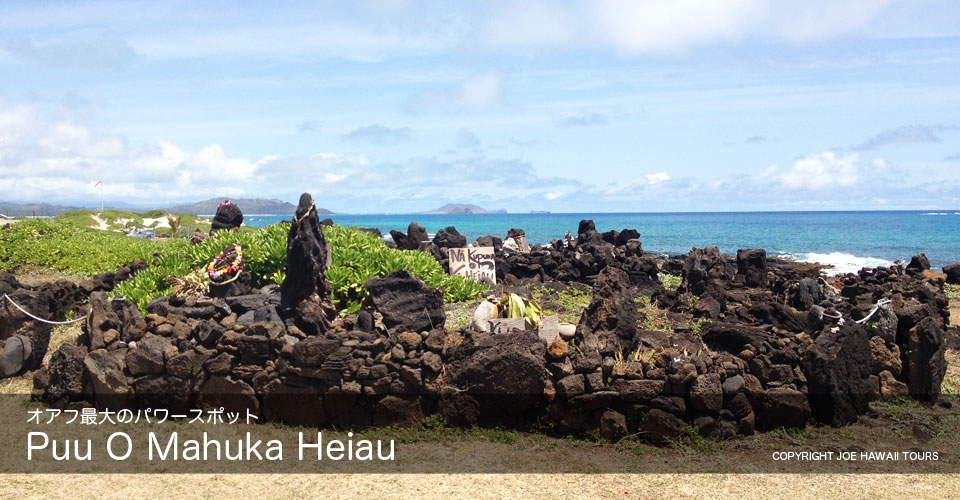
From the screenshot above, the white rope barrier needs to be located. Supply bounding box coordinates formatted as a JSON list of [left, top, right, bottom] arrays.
[[2, 294, 87, 325], [855, 298, 892, 325]]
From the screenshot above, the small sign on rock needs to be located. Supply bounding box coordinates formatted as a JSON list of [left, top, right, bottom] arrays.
[[448, 246, 496, 284]]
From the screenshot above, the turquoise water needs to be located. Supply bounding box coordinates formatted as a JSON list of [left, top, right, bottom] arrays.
[[239, 211, 960, 271]]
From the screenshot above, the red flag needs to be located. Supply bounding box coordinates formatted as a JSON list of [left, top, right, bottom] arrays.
[[94, 180, 101, 187]]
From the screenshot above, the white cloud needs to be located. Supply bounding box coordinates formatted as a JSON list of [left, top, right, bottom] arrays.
[[0, 0, 920, 66], [482, 0, 899, 54], [3, 99, 957, 212], [603, 171, 674, 198], [753, 165, 778, 180], [409, 71, 504, 112], [0, 102, 266, 204], [776, 152, 863, 190], [645, 171, 670, 185], [324, 172, 347, 184]]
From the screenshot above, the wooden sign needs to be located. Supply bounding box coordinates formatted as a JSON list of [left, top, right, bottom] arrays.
[[448, 246, 496, 284], [537, 315, 560, 343], [488, 317, 525, 334]]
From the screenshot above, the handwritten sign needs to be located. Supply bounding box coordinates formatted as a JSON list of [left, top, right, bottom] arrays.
[[448, 246, 496, 284]]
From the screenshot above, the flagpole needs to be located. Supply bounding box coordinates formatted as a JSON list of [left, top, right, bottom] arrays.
[[100, 182, 103, 212]]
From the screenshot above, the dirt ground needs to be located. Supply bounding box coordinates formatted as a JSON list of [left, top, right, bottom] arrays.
[[2, 472, 958, 500]]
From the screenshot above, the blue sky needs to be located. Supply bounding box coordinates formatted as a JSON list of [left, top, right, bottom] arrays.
[[1, 0, 958, 212]]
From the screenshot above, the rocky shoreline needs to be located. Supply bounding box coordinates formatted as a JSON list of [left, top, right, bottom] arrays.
[[1, 193, 954, 444]]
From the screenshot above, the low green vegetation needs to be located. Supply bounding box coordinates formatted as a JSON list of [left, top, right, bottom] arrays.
[[324, 225, 488, 314], [945, 283, 960, 300], [871, 398, 959, 445], [0, 218, 172, 275], [113, 223, 289, 310], [1, 218, 488, 313], [532, 284, 593, 323], [53, 209, 210, 234], [635, 295, 673, 331], [659, 272, 682, 291], [443, 301, 477, 331], [667, 426, 726, 456]]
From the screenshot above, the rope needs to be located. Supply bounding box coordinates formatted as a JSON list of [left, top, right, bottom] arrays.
[[2, 294, 87, 325], [209, 271, 242, 286], [856, 298, 892, 325], [820, 310, 843, 320], [293, 200, 316, 226], [818, 277, 841, 295]]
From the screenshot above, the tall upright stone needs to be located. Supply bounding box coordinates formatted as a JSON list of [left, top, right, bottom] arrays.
[[736, 248, 768, 288], [280, 193, 337, 334]]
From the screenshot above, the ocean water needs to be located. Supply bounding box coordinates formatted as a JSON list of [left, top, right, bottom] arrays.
[[239, 211, 960, 273]]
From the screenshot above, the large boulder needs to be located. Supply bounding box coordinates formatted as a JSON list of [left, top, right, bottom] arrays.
[[365, 270, 445, 333], [198, 375, 260, 415], [133, 375, 192, 414], [944, 262, 960, 284], [83, 291, 120, 350], [577, 220, 595, 237], [125, 335, 172, 375], [642, 408, 689, 443], [802, 324, 875, 426], [0, 323, 50, 375], [576, 267, 637, 347], [701, 322, 774, 354], [751, 386, 811, 431], [0, 335, 31, 377], [688, 373, 723, 414], [904, 317, 946, 402], [736, 249, 768, 288], [210, 200, 244, 233], [279, 193, 337, 333], [84, 349, 133, 410], [446, 330, 546, 422], [390, 222, 430, 250], [43, 343, 88, 402], [790, 277, 821, 311], [114, 297, 146, 343], [261, 379, 327, 427], [906, 253, 930, 272], [433, 226, 467, 249], [373, 396, 425, 428], [682, 246, 732, 297]]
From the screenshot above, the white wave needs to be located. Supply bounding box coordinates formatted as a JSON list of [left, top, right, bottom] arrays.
[[923, 212, 950, 215], [779, 251, 894, 276]]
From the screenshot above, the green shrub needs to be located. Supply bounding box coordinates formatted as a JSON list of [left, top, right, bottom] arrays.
[[3, 218, 488, 314], [0, 218, 174, 275], [660, 272, 682, 291], [324, 225, 488, 313], [114, 223, 488, 313]]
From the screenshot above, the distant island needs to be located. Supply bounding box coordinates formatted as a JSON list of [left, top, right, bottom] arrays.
[[0, 197, 333, 217], [530, 210, 551, 214], [420, 203, 507, 214]]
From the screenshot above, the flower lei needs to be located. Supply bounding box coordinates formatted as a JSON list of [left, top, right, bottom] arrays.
[[208, 244, 244, 283]]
